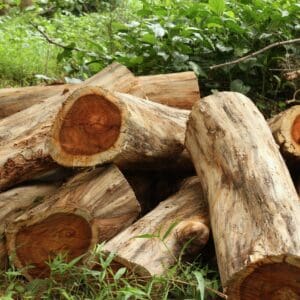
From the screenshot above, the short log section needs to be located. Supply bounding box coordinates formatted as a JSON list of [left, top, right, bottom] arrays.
[[102, 177, 209, 276], [137, 71, 200, 109], [6, 165, 140, 280], [268, 105, 300, 164], [0, 184, 58, 269], [185, 92, 300, 299], [48, 86, 191, 169]]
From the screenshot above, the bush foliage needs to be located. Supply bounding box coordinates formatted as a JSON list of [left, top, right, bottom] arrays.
[[0, 0, 299, 115]]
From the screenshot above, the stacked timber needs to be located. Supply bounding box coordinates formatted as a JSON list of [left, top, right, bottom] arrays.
[[0, 62, 300, 300]]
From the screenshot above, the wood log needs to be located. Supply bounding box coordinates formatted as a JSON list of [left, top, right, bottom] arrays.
[[0, 184, 58, 269], [134, 71, 200, 109], [0, 84, 74, 119], [6, 165, 140, 280], [268, 105, 300, 165], [48, 86, 192, 170], [185, 91, 300, 299], [102, 177, 209, 276], [0, 63, 143, 191], [0, 71, 199, 119]]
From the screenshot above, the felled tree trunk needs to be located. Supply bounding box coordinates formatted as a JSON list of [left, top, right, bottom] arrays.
[[49, 86, 192, 170], [135, 71, 200, 109], [0, 71, 199, 119], [6, 165, 140, 280], [0, 63, 142, 191], [102, 177, 209, 276], [268, 105, 300, 165], [0, 184, 58, 269], [185, 92, 300, 299], [0, 84, 74, 119]]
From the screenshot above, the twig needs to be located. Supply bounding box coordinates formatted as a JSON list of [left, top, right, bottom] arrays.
[[210, 38, 300, 70], [286, 89, 300, 104], [30, 22, 82, 52]]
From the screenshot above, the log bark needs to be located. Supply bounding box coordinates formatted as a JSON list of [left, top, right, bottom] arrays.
[[268, 105, 300, 165], [135, 71, 200, 109], [185, 91, 300, 299], [6, 164, 140, 280], [0, 84, 74, 119], [48, 86, 192, 170], [0, 184, 58, 269], [0, 71, 199, 119], [0, 63, 142, 191], [102, 177, 209, 276]]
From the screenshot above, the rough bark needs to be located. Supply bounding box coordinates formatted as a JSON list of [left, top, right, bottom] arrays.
[[0, 63, 142, 191], [135, 71, 200, 109], [268, 105, 300, 165], [0, 184, 58, 269], [6, 164, 140, 280], [102, 177, 209, 277], [0, 84, 74, 119], [0, 71, 199, 120], [48, 86, 192, 170], [185, 91, 300, 299]]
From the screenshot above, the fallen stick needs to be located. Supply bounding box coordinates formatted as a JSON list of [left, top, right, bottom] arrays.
[[185, 91, 300, 299], [6, 165, 140, 280]]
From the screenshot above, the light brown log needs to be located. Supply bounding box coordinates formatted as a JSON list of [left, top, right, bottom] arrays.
[[0, 184, 58, 269], [6, 164, 140, 280], [48, 86, 192, 170], [268, 105, 300, 164], [185, 91, 300, 299], [0, 71, 199, 119], [0, 84, 74, 119], [135, 71, 200, 109], [102, 177, 209, 276], [0, 63, 143, 191]]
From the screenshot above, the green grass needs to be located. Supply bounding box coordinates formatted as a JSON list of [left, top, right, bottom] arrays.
[[0, 243, 222, 300], [0, 15, 62, 88]]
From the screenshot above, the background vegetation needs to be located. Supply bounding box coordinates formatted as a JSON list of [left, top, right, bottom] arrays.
[[0, 0, 299, 298], [0, 0, 299, 116]]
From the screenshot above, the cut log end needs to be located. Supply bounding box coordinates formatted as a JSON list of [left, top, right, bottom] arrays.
[[13, 213, 93, 278], [175, 218, 209, 255], [291, 115, 300, 145], [227, 258, 300, 300], [59, 94, 121, 156]]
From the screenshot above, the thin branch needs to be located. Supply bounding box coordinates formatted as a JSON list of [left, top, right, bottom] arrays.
[[30, 22, 82, 52], [210, 38, 300, 70]]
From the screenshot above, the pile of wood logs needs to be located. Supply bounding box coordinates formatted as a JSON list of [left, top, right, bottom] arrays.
[[0, 62, 300, 299]]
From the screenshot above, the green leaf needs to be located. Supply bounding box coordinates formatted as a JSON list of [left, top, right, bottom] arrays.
[[134, 233, 158, 239], [209, 0, 225, 16], [230, 79, 251, 95], [141, 33, 156, 44], [114, 267, 127, 280], [193, 271, 205, 300], [188, 61, 207, 78], [162, 221, 179, 241]]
